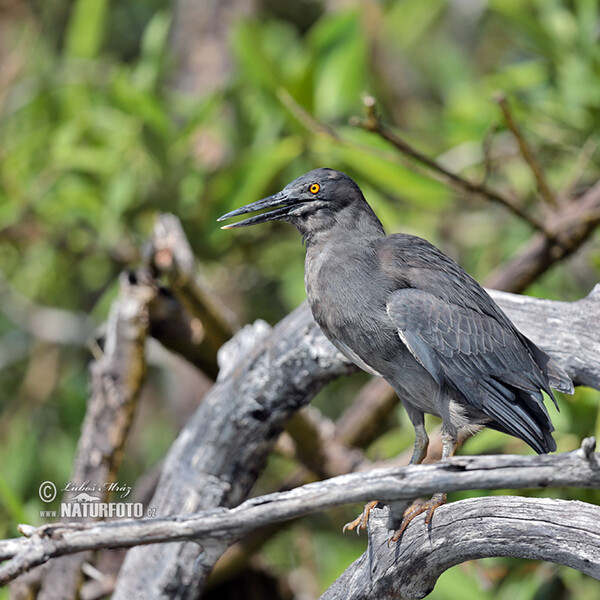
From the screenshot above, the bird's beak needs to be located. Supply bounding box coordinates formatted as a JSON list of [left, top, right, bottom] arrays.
[[217, 191, 299, 229]]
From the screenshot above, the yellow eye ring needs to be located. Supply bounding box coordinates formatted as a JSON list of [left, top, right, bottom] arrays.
[[309, 183, 320, 194]]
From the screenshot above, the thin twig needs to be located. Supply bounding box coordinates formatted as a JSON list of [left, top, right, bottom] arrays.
[[480, 121, 499, 186], [277, 88, 341, 140], [561, 135, 599, 200], [277, 87, 429, 181], [354, 96, 551, 235], [494, 92, 559, 208]]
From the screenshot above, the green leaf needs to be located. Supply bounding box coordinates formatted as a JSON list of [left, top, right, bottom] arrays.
[[232, 20, 284, 91], [383, 0, 446, 49], [64, 0, 110, 60], [133, 11, 172, 93], [309, 11, 368, 120]]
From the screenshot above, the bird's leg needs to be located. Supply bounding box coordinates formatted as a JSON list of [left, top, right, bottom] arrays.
[[408, 417, 429, 465], [389, 431, 458, 542], [342, 500, 379, 534], [342, 415, 429, 535]]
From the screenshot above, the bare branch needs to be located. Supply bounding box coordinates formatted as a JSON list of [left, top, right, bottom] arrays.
[[351, 96, 550, 235], [494, 92, 559, 208], [110, 303, 354, 599], [145, 213, 238, 378], [1, 445, 599, 586], [12, 271, 156, 599], [486, 182, 600, 292], [322, 497, 600, 600]]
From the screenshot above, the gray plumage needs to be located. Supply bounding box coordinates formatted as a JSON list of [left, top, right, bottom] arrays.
[[219, 168, 573, 457]]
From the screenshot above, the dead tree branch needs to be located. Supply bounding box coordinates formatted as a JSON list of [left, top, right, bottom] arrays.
[[145, 213, 238, 379], [323, 497, 600, 600], [1, 444, 599, 587], [11, 272, 157, 600], [110, 304, 355, 599], [3, 283, 599, 596]]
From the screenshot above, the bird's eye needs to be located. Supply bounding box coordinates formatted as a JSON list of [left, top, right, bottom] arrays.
[[309, 183, 320, 194]]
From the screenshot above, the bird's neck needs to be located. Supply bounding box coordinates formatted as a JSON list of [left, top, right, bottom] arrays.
[[298, 204, 386, 248]]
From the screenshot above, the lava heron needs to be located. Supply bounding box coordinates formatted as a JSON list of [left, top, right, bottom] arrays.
[[218, 168, 573, 539]]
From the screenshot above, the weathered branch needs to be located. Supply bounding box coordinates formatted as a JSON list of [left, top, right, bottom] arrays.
[[11, 272, 156, 599], [3, 285, 599, 596], [323, 497, 600, 600], [145, 213, 238, 379], [2, 445, 599, 586]]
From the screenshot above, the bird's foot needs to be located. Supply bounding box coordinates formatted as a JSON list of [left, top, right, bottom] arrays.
[[343, 500, 380, 535], [389, 492, 447, 544]]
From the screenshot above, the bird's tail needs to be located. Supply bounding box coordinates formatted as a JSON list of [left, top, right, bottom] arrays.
[[525, 339, 574, 395], [482, 379, 557, 454]]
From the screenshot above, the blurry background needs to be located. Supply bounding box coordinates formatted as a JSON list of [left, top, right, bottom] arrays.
[[1, 0, 600, 598]]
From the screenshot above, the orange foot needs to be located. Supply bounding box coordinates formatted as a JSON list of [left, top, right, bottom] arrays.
[[343, 500, 380, 535], [389, 492, 447, 544]]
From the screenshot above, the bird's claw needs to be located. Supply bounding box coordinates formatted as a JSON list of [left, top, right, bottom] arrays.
[[342, 516, 364, 535], [388, 493, 447, 544], [343, 500, 379, 535]]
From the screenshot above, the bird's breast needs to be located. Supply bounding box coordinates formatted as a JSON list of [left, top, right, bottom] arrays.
[[304, 242, 400, 369]]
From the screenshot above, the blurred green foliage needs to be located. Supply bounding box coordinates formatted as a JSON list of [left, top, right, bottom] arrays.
[[1, 0, 600, 597]]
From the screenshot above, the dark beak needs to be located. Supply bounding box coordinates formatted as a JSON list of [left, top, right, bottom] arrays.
[[217, 191, 298, 229]]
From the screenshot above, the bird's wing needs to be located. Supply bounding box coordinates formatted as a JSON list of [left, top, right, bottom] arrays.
[[379, 234, 573, 394], [386, 287, 557, 453], [330, 338, 383, 377]]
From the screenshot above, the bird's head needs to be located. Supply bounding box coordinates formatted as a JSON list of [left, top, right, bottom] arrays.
[[218, 168, 383, 240]]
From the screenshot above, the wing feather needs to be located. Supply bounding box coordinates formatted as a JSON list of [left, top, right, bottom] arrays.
[[386, 288, 558, 453]]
